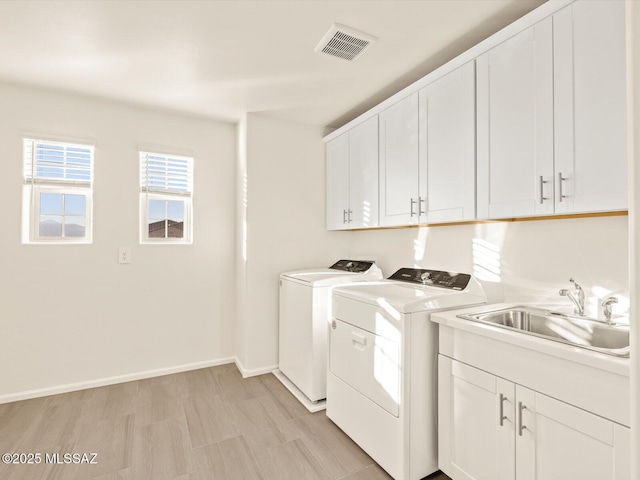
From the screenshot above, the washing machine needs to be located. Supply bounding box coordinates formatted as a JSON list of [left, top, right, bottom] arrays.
[[277, 259, 383, 411], [327, 268, 486, 480]]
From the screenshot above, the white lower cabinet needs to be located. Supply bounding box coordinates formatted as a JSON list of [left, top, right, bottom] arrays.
[[438, 356, 514, 480], [439, 356, 630, 480]]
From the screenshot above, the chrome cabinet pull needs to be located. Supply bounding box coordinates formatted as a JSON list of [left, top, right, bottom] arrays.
[[539, 176, 548, 204], [558, 172, 568, 203], [410, 198, 417, 217], [419, 196, 426, 216], [499, 394, 508, 426], [342, 209, 347, 224], [518, 401, 527, 436], [348, 209, 352, 223]]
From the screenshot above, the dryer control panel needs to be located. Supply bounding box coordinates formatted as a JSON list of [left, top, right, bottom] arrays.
[[330, 259, 374, 273], [388, 268, 471, 290]]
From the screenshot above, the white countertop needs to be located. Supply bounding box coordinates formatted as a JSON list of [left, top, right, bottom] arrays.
[[432, 303, 630, 377]]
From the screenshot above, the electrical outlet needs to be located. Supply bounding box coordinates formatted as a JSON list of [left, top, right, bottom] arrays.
[[119, 247, 131, 264]]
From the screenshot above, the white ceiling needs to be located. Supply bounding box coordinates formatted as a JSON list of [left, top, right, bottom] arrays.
[[0, 0, 546, 129]]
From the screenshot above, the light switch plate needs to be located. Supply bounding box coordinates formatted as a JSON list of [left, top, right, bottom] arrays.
[[119, 247, 131, 264]]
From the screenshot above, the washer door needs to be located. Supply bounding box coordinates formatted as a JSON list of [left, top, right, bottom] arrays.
[[330, 319, 400, 416]]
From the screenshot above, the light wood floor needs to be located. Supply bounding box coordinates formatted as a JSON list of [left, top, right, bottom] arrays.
[[0, 364, 452, 480]]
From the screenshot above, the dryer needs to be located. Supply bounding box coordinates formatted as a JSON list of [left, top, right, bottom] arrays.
[[327, 268, 486, 480], [277, 260, 383, 411]]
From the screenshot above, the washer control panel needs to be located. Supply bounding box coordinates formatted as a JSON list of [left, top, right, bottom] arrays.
[[330, 259, 374, 273], [388, 268, 471, 290]]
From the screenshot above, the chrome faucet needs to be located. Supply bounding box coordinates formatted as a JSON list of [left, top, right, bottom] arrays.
[[602, 296, 618, 325], [559, 278, 585, 315]]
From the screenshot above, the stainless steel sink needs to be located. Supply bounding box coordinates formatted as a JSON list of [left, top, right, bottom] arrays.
[[457, 306, 630, 357]]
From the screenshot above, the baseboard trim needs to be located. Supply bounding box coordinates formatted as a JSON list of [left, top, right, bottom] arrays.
[[0, 357, 236, 404], [234, 357, 278, 378]]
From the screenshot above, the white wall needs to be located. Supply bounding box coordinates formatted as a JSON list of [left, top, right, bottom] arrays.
[[235, 113, 350, 374], [0, 83, 237, 400], [347, 215, 629, 319], [233, 108, 630, 374]]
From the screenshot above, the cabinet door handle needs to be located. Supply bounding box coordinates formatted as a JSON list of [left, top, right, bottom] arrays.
[[539, 176, 548, 204], [348, 209, 352, 223], [419, 196, 426, 216], [558, 172, 568, 203], [343, 209, 347, 224], [410, 198, 417, 217], [518, 401, 527, 436], [499, 393, 508, 426]]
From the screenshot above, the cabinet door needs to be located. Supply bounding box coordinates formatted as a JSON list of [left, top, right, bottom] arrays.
[[425, 62, 476, 223], [379, 92, 421, 226], [349, 116, 379, 228], [553, 1, 627, 214], [439, 356, 515, 480], [326, 133, 350, 230], [477, 18, 554, 219], [515, 386, 630, 480]]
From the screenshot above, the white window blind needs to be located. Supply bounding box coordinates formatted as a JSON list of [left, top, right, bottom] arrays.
[[140, 152, 193, 196], [24, 138, 94, 185]]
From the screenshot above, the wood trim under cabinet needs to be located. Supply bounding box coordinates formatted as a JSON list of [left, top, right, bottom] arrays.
[[334, 210, 628, 231]]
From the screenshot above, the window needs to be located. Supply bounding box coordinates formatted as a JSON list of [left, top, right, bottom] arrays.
[[139, 151, 193, 243], [22, 138, 94, 243]]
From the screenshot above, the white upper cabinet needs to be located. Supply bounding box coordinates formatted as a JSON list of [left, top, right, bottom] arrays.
[[553, 0, 627, 214], [326, 116, 379, 230], [379, 92, 424, 226], [425, 61, 476, 223], [326, 132, 350, 230], [326, 0, 628, 230], [349, 116, 379, 228], [476, 18, 554, 219], [477, 1, 627, 220]]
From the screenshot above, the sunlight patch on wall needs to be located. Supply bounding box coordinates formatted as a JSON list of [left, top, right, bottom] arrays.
[[238, 116, 248, 263], [413, 227, 429, 263], [472, 238, 502, 282]]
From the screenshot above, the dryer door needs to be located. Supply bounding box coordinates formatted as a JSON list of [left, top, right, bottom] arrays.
[[330, 319, 400, 416]]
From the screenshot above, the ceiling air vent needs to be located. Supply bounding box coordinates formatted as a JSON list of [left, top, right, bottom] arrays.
[[314, 23, 377, 62]]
